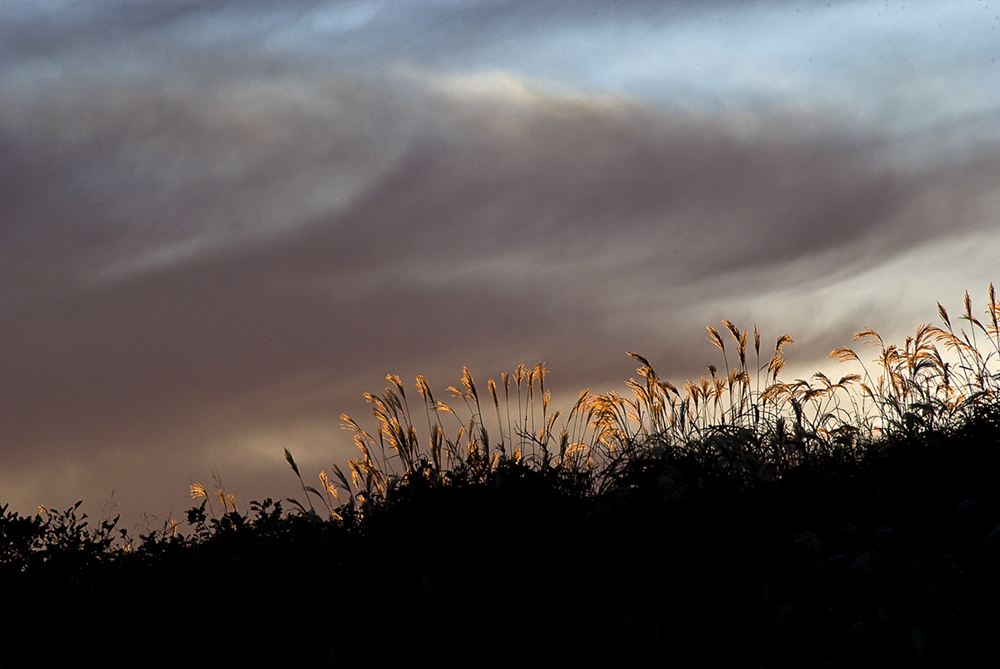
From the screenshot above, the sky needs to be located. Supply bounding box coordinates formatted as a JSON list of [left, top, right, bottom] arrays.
[[2, 0, 999, 529]]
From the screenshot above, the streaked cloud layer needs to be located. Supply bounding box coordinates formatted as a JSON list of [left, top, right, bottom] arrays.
[[2, 0, 998, 526]]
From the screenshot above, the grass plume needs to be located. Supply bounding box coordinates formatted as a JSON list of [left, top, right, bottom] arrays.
[[5, 284, 1000, 666]]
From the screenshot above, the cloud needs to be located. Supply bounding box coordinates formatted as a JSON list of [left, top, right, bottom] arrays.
[[3, 0, 1000, 527]]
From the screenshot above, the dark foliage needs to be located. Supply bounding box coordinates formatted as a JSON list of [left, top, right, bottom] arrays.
[[5, 286, 1000, 667], [3, 404, 1000, 667]]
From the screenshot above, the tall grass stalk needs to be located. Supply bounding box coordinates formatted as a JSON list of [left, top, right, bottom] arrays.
[[294, 285, 999, 510]]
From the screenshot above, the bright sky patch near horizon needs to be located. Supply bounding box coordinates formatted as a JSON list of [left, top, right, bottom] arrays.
[[2, 0, 998, 528]]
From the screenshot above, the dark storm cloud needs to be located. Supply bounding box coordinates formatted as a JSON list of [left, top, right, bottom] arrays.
[[2, 0, 998, 525]]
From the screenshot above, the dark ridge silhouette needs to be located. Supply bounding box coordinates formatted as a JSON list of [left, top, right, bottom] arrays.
[[3, 285, 1000, 667]]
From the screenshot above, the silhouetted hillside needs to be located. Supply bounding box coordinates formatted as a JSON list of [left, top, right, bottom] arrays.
[[4, 286, 1000, 667]]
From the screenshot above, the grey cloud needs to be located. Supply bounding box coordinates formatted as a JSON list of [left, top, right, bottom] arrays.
[[3, 0, 1000, 526]]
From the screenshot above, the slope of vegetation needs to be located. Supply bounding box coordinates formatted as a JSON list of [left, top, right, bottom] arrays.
[[3, 286, 1000, 667]]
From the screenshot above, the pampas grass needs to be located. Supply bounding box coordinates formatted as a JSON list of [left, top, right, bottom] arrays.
[[5, 284, 1000, 667], [296, 284, 996, 510]]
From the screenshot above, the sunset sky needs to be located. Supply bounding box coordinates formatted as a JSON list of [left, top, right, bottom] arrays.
[[2, 0, 999, 528]]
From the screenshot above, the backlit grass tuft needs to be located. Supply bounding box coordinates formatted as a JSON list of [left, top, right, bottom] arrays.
[[3, 284, 1000, 666]]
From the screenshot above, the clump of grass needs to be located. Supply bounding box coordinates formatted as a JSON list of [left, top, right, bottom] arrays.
[[283, 362, 598, 518], [293, 284, 999, 506], [593, 286, 998, 481], [837, 285, 1000, 432]]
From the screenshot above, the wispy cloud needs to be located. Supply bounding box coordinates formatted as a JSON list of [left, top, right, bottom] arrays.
[[2, 0, 998, 526]]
